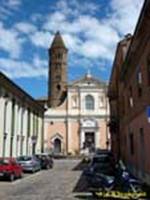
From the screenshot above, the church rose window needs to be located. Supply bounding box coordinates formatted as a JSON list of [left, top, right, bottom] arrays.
[[85, 95, 94, 110]]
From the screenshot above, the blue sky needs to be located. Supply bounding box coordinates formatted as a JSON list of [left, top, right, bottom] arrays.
[[0, 0, 144, 98]]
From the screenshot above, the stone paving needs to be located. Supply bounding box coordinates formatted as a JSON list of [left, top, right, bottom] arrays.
[[0, 159, 93, 200]]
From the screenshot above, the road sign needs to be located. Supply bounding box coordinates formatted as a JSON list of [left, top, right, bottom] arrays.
[[146, 106, 150, 123]]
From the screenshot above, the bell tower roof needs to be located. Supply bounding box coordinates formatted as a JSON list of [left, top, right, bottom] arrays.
[[50, 31, 67, 49]]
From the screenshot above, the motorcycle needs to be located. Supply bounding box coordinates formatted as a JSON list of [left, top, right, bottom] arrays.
[[93, 173, 115, 191], [115, 160, 143, 192], [90, 160, 143, 198]]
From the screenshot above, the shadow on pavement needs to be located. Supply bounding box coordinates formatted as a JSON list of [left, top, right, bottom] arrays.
[[73, 173, 89, 193], [72, 159, 89, 171], [72, 160, 90, 194], [74, 194, 98, 200]]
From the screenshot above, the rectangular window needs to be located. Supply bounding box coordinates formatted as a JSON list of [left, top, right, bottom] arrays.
[[138, 86, 142, 97], [139, 128, 145, 176], [136, 68, 143, 97], [85, 95, 94, 110], [122, 96, 125, 115], [137, 71, 142, 84], [129, 86, 133, 107], [129, 133, 134, 155], [147, 58, 150, 86], [129, 97, 133, 107]]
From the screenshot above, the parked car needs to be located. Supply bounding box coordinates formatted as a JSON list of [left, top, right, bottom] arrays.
[[91, 153, 114, 167], [83, 153, 115, 178], [95, 149, 113, 156], [35, 153, 53, 169], [0, 157, 23, 181], [17, 156, 41, 173]]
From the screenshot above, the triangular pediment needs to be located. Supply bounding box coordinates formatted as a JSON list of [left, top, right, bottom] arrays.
[[50, 133, 63, 142], [69, 74, 106, 88]]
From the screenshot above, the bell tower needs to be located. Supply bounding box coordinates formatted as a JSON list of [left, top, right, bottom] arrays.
[[48, 31, 68, 107]]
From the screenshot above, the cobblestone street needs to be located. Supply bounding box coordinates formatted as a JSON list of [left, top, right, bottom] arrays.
[[0, 159, 92, 200]]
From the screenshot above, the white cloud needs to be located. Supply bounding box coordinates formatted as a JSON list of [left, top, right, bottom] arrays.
[[108, 0, 144, 34], [7, 0, 21, 7], [30, 31, 52, 48], [39, 0, 143, 64], [0, 22, 23, 58], [54, 0, 99, 16], [33, 56, 47, 69], [0, 0, 144, 79], [0, 56, 47, 78], [15, 22, 37, 34], [31, 13, 44, 23], [79, 40, 112, 60], [0, 0, 21, 20], [41, 16, 119, 62], [63, 34, 82, 52]]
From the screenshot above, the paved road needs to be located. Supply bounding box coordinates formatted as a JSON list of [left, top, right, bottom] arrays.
[[0, 159, 92, 200]]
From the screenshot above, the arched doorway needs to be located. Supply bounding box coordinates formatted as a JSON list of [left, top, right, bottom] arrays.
[[54, 138, 61, 153]]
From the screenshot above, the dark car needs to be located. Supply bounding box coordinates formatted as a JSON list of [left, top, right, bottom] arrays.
[[95, 149, 114, 157], [91, 153, 114, 166], [0, 157, 23, 181], [84, 153, 115, 177], [17, 156, 41, 173], [35, 153, 53, 169]]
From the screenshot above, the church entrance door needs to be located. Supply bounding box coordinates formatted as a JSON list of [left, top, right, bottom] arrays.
[[54, 138, 61, 153], [85, 132, 95, 152]]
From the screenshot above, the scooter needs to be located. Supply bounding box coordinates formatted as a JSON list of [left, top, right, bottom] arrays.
[[90, 172, 115, 192], [89, 172, 115, 199], [118, 170, 142, 192], [115, 160, 143, 192]]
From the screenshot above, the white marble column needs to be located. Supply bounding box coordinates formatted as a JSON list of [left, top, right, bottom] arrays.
[[12, 103, 18, 157], [80, 130, 85, 150], [95, 130, 100, 148], [67, 119, 72, 154], [0, 95, 5, 157], [5, 99, 12, 157], [17, 106, 22, 156]]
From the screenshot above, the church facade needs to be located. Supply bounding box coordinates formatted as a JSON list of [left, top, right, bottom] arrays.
[[44, 32, 110, 155]]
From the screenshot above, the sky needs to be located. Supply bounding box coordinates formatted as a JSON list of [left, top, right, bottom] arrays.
[[0, 0, 144, 98]]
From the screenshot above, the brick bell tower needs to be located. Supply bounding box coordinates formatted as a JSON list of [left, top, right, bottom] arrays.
[[48, 31, 68, 107]]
